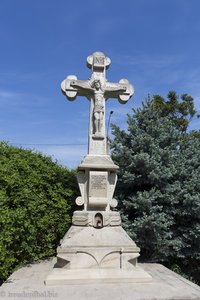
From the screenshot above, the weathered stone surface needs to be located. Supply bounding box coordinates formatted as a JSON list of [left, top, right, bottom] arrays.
[[78, 155, 119, 170], [46, 225, 141, 276], [46, 267, 151, 285], [1, 259, 200, 300], [72, 210, 121, 226], [75, 168, 118, 211]]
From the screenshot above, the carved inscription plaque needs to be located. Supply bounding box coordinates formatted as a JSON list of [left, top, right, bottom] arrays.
[[93, 56, 105, 66], [89, 171, 107, 198]]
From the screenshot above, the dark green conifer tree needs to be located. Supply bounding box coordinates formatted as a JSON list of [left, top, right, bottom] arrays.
[[111, 96, 200, 283]]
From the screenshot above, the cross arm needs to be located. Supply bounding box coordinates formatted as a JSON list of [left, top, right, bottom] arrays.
[[61, 75, 92, 101], [104, 79, 134, 103]]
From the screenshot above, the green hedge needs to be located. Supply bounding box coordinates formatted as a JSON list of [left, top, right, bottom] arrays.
[[0, 142, 78, 282]]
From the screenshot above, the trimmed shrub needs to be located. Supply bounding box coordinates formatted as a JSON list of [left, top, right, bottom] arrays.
[[0, 142, 78, 282]]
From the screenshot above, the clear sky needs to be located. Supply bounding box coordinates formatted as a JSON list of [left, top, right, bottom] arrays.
[[0, 0, 200, 168]]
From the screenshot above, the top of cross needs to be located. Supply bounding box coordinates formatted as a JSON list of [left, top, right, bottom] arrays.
[[87, 51, 111, 71], [61, 51, 134, 157], [61, 51, 134, 103]]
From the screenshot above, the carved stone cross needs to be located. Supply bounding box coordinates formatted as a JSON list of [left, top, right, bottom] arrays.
[[61, 51, 134, 156], [45, 53, 152, 285]]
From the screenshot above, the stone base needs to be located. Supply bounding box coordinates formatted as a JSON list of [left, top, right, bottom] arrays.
[[45, 225, 152, 285], [56, 225, 141, 269], [2, 259, 200, 300], [45, 266, 151, 285]]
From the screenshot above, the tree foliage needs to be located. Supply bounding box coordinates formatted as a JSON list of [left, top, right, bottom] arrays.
[[152, 91, 196, 132], [0, 142, 78, 282], [111, 95, 200, 283]]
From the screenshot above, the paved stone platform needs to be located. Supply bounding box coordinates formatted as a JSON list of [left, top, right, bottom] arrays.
[[1, 258, 200, 300]]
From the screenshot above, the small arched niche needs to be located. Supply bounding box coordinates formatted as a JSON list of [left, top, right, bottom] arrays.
[[94, 213, 103, 228]]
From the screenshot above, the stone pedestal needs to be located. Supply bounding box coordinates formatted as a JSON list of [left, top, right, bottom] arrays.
[[45, 225, 152, 285], [75, 154, 119, 211], [45, 151, 153, 284], [45, 211, 152, 284]]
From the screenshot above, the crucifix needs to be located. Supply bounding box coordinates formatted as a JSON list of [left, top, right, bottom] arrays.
[[61, 51, 134, 212], [61, 51, 134, 156], [46, 52, 152, 285]]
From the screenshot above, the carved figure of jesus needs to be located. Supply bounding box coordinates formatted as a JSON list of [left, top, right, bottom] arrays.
[[70, 78, 127, 136], [70, 79, 105, 135], [91, 80, 104, 135]]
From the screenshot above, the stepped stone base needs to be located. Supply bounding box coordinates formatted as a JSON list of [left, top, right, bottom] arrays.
[[46, 267, 152, 285], [45, 225, 152, 285], [1, 259, 200, 300]]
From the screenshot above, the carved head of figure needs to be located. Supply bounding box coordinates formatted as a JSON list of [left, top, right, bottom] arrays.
[[91, 79, 101, 91]]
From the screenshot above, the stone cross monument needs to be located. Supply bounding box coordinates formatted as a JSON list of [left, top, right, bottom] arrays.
[[61, 51, 134, 214], [46, 52, 152, 284]]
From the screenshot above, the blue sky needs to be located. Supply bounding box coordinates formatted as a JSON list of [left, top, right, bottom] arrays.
[[0, 0, 200, 168]]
